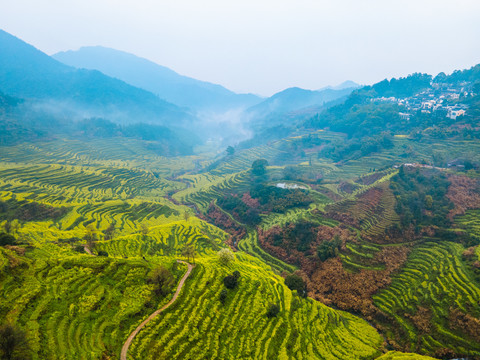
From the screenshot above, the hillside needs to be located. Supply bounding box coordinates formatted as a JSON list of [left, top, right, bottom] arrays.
[[0, 93, 199, 155], [53, 46, 262, 111]]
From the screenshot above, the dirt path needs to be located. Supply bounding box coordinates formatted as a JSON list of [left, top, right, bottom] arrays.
[[83, 246, 94, 255], [120, 260, 194, 360]]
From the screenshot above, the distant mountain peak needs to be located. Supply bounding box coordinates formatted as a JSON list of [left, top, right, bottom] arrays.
[[318, 80, 360, 91]]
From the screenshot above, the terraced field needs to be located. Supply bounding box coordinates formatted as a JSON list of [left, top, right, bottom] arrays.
[[95, 220, 227, 258], [0, 163, 184, 200], [0, 247, 184, 360], [326, 177, 400, 239], [237, 231, 297, 274], [173, 170, 251, 211], [4, 134, 480, 359], [209, 143, 287, 175], [0, 138, 198, 175], [339, 242, 385, 272], [317, 138, 480, 182], [456, 209, 480, 243], [128, 254, 384, 360], [373, 241, 480, 356]]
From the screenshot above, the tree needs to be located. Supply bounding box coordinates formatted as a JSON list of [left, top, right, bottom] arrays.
[[251, 159, 268, 176], [226, 146, 235, 156], [317, 235, 341, 262], [266, 303, 280, 318], [217, 248, 235, 265], [3, 221, 11, 234], [0, 233, 16, 247], [140, 224, 149, 238], [285, 273, 307, 297], [84, 224, 97, 251], [103, 223, 115, 240], [223, 270, 240, 289], [182, 245, 196, 264], [0, 324, 31, 360], [424, 195, 433, 210], [148, 266, 175, 297], [283, 166, 298, 181], [183, 211, 190, 222], [219, 289, 228, 305]]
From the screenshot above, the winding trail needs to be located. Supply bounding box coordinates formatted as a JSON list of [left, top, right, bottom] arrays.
[[120, 260, 194, 360]]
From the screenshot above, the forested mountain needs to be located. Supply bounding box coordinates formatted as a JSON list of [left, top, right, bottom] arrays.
[[53, 46, 262, 111], [248, 85, 358, 116], [244, 85, 358, 130], [0, 30, 194, 125], [0, 92, 198, 154]]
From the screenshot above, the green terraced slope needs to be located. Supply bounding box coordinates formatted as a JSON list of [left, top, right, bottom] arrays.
[[128, 254, 383, 360]]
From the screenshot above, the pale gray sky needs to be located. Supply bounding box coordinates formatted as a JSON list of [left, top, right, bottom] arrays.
[[2, 0, 480, 96]]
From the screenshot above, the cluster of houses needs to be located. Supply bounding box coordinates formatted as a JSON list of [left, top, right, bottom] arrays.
[[374, 83, 474, 121]]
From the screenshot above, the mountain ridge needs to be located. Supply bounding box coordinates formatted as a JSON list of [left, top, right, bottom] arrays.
[[0, 29, 194, 125], [53, 46, 263, 111]]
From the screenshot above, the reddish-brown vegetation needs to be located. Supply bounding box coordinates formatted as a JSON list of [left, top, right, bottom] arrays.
[[338, 182, 360, 194], [309, 246, 409, 319], [326, 186, 384, 228], [4, 245, 26, 256], [405, 307, 432, 334], [206, 203, 246, 245], [449, 308, 480, 342], [447, 175, 480, 219], [241, 192, 260, 208], [257, 222, 352, 273], [258, 219, 410, 319]]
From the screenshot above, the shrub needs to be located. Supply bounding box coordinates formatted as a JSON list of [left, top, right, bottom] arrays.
[[148, 266, 175, 297], [0, 233, 16, 246], [317, 235, 341, 261], [219, 289, 228, 305], [223, 271, 241, 289], [73, 245, 85, 253], [285, 273, 307, 297], [266, 303, 280, 318], [217, 248, 235, 265], [97, 250, 108, 257]]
